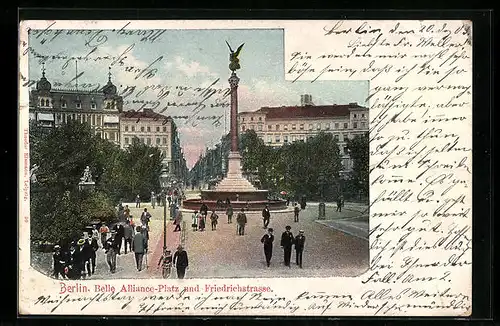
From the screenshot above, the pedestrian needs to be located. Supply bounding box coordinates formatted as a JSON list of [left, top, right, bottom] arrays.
[[141, 208, 151, 230], [225, 197, 231, 208], [115, 224, 125, 255], [157, 192, 162, 207], [226, 204, 234, 223], [260, 228, 274, 267], [280, 225, 294, 267], [336, 195, 343, 212], [76, 238, 88, 279], [262, 204, 271, 229], [124, 205, 130, 220], [52, 245, 67, 279], [151, 191, 156, 209], [91, 225, 99, 242], [286, 196, 290, 206], [104, 231, 118, 273], [236, 208, 247, 236], [123, 220, 133, 254], [117, 202, 124, 221], [210, 210, 219, 231], [199, 202, 208, 224], [173, 206, 182, 232], [173, 245, 189, 279], [99, 223, 109, 248], [141, 225, 150, 245], [132, 226, 147, 271], [66, 242, 82, 279], [294, 203, 300, 222], [136, 194, 141, 208], [167, 194, 172, 207], [198, 212, 206, 231], [83, 233, 99, 276], [191, 210, 199, 231], [294, 230, 306, 268]]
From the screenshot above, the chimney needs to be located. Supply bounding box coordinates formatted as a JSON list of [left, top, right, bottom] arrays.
[[301, 94, 313, 106], [300, 95, 305, 106]]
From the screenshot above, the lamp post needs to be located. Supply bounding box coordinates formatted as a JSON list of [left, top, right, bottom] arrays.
[[317, 172, 326, 220], [159, 168, 169, 251]]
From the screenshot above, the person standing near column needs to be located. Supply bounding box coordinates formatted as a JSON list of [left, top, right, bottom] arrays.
[[173, 245, 189, 279], [260, 228, 274, 267], [280, 226, 294, 267], [294, 230, 306, 268]]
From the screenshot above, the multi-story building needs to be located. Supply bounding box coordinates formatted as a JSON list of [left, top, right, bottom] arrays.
[[238, 95, 369, 171], [120, 109, 185, 181], [29, 67, 123, 145]]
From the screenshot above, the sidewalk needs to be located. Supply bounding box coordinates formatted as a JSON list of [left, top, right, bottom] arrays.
[[316, 216, 369, 241], [307, 201, 368, 214]]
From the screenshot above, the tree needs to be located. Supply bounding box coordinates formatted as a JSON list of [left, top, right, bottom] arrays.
[[346, 132, 369, 199]]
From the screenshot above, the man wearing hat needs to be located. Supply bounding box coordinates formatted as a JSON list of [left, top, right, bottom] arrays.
[[76, 238, 88, 279], [280, 226, 295, 267], [260, 228, 274, 267], [236, 208, 247, 236], [132, 226, 147, 271], [52, 245, 67, 279], [104, 230, 119, 273], [261, 205, 271, 229], [173, 245, 189, 279], [294, 230, 306, 268]]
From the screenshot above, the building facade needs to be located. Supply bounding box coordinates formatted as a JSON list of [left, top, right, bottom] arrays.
[[238, 96, 369, 171], [120, 109, 186, 182], [29, 68, 123, 145]]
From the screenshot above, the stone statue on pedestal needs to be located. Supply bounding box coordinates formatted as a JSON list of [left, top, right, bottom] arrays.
[[80, 166, 93, 183]]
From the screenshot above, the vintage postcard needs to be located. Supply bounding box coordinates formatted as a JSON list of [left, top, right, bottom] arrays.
[[18, 20, 472, 316]]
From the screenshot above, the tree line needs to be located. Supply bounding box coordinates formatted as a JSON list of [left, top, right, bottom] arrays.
[[30, 120, 163, 243]]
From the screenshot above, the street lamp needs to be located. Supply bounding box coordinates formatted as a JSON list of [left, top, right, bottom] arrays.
[[159, 168, 169, 251], [317, 172, 326, 220]]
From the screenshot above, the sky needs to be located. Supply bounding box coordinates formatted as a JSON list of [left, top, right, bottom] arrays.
[[26, 27, 368, 168]]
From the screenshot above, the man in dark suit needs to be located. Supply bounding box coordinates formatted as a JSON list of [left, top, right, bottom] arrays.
[[260, 228, 274, 267], [294, 230, 306, 268], [280, 225, 294, 267], [262, 205, 271, 228], [173, 245, 189, 279], [84, 234, 99, 275], [132, 226, 147, 271]]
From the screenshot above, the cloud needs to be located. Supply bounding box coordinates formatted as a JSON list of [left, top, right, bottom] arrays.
[[174, 56, 218, 79]]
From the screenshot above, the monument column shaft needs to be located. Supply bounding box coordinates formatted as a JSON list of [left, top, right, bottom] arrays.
[[230, 83, 239, 152]]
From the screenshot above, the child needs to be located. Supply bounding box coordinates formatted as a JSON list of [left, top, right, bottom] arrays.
[[192, 210, 199, 231], [158, 249, 173, 279], [210, 210, 219, 231]]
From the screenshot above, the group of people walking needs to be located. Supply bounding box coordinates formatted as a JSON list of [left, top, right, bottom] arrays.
[[261, 225, 306, 268]]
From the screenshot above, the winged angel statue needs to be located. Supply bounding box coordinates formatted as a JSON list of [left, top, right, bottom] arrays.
[[226, 41, 245, 72]]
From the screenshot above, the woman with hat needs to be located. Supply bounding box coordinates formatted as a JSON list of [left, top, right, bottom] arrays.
[[173, 245, 189, 279]]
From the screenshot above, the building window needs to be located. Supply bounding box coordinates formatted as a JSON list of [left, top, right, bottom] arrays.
[[125, 137, 129, 145], [163, 137, 167, 145], [275, 124, 280, 131], [147, 138, 152, 145], [156, 126, 160, 132], [61, 100, 67, 108], [250, 117, 254, 121], [334, 134, 339, 141], [104, 132, 108, 140], [91, 103, 96, 109], [141, 126, 145, 132], [163, 126, 167, 132], [335, 123, 339, 129], [125, 125, 129, 132], [140, 138, 145, 144], [353, 122, 358, 129], [147, 126, 151, 132], [284, 124, 288, 131], [250, 125, 254, 130], [283, 135, 289, 143], [76, 102, 81, 109], [267, 135, 272, 143], [300, 124, 304, 130], [308, 124, 313, 130], [344, 147, 349, 155], [362, 114, 365, 118], [258, 124, 263, 131], [325, 123, 331, 130], [242, 118, 245, 122], [361, 122, 366, 128], [242, 125, 246, 131], [344, 123, 348, 129], [131, 126, 135, 132], [268, 125, 272, 130], [156, 138, 161, 145], [275, 135, 281, 143], [299, 135, 304, 141], [291, 135, 296, 142], [259, 117, 262, 121], [292, 124, 296, 130], [354, 114, 357, 118], [317, 123, 321, 130]]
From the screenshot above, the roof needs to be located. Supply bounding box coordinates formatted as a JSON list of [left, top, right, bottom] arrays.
[[240, 103, 367, 120], [121, 109, 171, 121]]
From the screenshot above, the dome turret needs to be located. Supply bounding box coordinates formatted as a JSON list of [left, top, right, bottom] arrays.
[[36, 64, 51, 92]]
